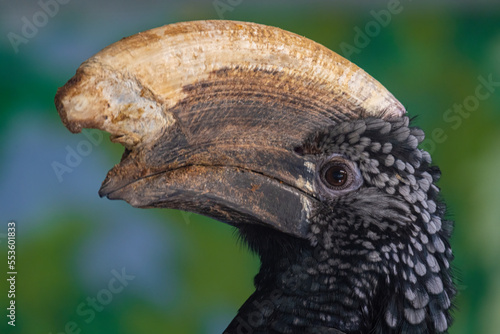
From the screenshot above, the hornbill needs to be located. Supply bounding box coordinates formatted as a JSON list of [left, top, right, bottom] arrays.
[[55, 21, 455, 333]]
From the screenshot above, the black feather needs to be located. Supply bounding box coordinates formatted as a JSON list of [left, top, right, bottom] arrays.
[[225, 117, 455, 334]]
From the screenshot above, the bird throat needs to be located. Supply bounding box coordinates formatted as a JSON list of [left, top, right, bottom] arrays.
[[225, 225, 381, 333]]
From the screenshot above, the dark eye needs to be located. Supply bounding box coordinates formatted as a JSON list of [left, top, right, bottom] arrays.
[[316, 155, 362, 197], [323, 164, 349, 188], [319, 157, 361, 193]]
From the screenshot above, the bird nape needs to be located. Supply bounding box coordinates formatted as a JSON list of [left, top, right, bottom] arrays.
[[55, 20, 456, 334]]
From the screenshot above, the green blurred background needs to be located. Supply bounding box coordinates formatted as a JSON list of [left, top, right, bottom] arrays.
[[1, 1, 499, 333]]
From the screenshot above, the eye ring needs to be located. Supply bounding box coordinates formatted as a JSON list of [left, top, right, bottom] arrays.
[[320, 161, 353, 190], [316, 155, 363, 198]]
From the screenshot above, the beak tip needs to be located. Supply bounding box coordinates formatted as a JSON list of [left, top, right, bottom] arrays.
[[98, 189, 108, 198], [98, 176, 115, 198]]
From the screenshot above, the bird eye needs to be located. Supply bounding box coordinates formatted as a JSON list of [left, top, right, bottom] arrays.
[[323, 164, 349, 188], [321, 162, 352, 190], [317, 156, 362, 196]]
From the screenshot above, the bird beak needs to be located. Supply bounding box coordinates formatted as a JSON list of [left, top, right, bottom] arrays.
[[100, 129, 319, 238], [55, 20, 404, 239]]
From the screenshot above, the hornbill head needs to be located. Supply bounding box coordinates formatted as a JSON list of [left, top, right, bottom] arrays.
[[55, 21, 455, 333]]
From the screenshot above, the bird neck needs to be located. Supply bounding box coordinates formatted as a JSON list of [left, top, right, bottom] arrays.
[[228, 216, 455, 334], [225, 225, 381, 333]]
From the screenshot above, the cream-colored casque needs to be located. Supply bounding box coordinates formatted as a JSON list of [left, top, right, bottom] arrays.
[[56, 20, 405, 149]]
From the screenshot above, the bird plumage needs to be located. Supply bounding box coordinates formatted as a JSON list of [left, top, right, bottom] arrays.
[[226, 117, 455, 333]]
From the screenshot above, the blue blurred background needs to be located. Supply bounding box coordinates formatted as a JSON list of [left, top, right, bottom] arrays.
[[1, 1, 499, 333]]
